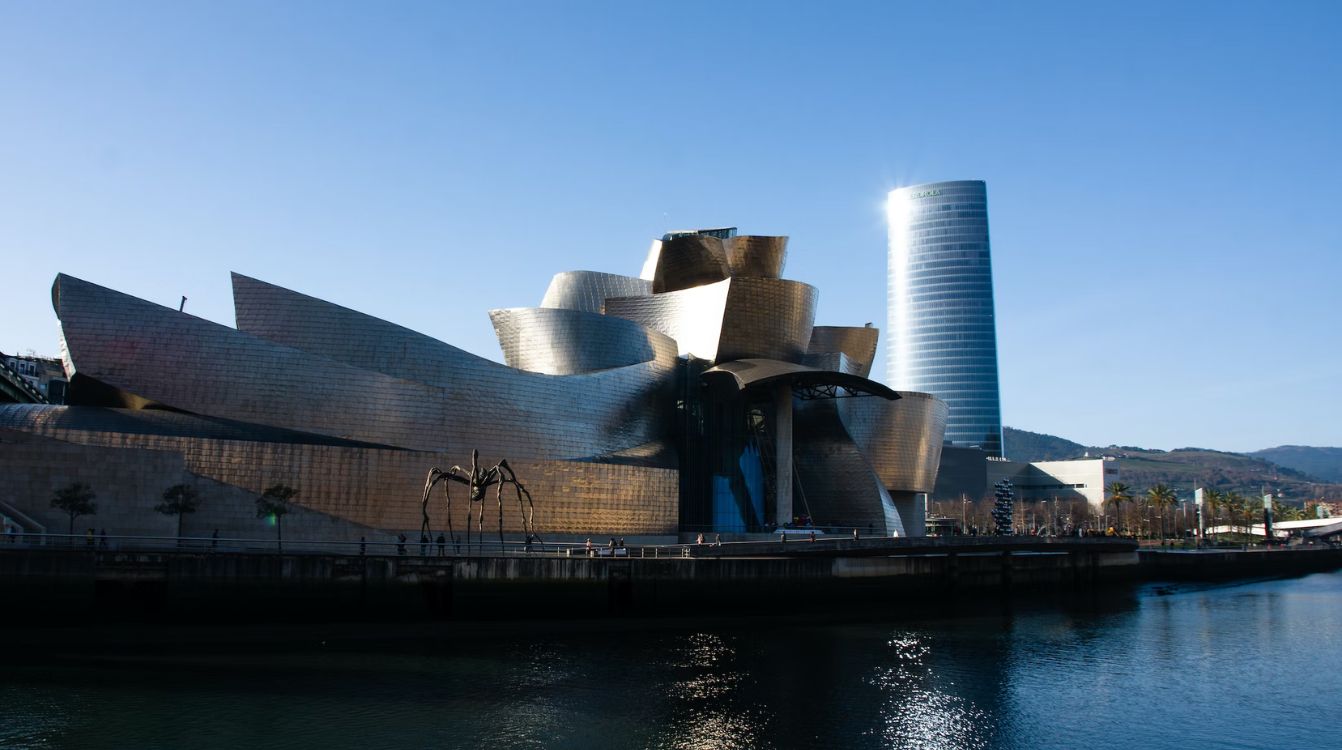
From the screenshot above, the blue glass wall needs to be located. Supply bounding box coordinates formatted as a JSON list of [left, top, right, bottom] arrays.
[[887, 180, 1003, 457]]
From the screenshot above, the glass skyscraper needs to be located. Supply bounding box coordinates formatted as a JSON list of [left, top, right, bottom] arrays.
[[887, 180, 1003, 457]]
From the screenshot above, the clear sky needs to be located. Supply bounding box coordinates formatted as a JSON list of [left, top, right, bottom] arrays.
[[1, 1, 1338, 453]]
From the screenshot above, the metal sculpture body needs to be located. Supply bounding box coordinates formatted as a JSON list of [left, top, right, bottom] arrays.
[[419, 450, 539, 550], [992, 478, 1014, 536]]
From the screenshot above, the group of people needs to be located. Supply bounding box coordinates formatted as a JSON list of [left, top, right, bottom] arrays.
[[395, 532, 453, 556], [584, 537, 627, 556]]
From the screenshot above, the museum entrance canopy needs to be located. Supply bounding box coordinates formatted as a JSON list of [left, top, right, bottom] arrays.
[[701, 359, 900, 401]]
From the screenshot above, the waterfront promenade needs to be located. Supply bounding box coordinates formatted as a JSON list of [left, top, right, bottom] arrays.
[[4, 533, 1339, 623]]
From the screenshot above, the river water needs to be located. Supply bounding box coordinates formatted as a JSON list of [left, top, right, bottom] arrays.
[[3, 572, 1340, 750]]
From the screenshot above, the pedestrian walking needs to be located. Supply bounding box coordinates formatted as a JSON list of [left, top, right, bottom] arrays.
[[436, 533, 446, 556], [397, 533, 407, 556], [360, 535, 367, 556], [419, 533, 429, 556]]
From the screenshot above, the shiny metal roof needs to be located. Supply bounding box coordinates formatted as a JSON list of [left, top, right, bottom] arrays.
[[701, 358, 899, 400]]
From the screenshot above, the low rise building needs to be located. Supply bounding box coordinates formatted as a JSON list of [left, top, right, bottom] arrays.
[[1, 352, 66, 403]]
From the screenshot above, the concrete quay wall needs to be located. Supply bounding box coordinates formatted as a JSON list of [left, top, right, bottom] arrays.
[[1139, 547, 1342, 580], [0, 545, 1137, 623]]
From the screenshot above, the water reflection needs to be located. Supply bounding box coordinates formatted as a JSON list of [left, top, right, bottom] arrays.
[[1, 574, 1340, 750], [869, 633, 992, 750], [654, 632, 769, 750]]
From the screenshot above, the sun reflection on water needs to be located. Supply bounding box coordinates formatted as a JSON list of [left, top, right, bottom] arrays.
[[867, 633, 991, 750], [652, 632, 773, 750]]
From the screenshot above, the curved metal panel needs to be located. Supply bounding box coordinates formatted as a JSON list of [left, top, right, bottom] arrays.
[[539, 271, 651, 314], [0, 403, 388, 446], [605, 279, 730, 360], [839, 391, 948, 494], [808, 326, 879, 379], [724, 235, 787, 278], [638, 239, 661, 281], [701, 358, 898, 400], [800, 352, 865, 377], [651, 234, 730, 294], [606, 278, 817, 364], [56, 273, 675, 460], [488, 307, 677, 375], [793, 399, 904, 536], [716, 278, 818, 363]]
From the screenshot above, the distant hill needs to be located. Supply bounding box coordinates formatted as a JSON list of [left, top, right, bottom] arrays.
[[1249, 446, 1342, 483], [1003, 426, 1342, 501], [1002, 427, 1087, 461]]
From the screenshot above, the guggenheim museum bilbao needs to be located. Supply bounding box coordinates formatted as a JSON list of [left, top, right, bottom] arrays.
[[0, 229, 947, 542]]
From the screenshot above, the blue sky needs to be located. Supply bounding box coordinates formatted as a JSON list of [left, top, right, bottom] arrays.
[[1, 1, 1338, 452]]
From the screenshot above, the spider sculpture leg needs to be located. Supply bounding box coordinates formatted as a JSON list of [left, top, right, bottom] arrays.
[[477, 496, 488, 548], [499, 461, 539, 543], [441, 465, 470, 551], [465, 489, 473, 550], [495, 479, 507, 551], [441, 476, 453, 550], [419, 469, 440, 541], [517, 483, 538, 542]]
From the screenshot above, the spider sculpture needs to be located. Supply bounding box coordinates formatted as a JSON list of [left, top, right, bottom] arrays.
[[419, 449, 540, 550]]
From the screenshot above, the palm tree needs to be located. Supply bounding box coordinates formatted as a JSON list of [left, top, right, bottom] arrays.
[[256, 484, 297, 552], [1222, 491, 1246, 541], [1147, 484, 1178, 544], [1236, 493, 1258, 545], [1105, 482, 1132, 535], [1202, 488, 1223, 541], [1277, 503, 1304, 522]]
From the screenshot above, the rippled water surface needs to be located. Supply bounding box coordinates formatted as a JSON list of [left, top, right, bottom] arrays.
[[4, 572, 1340, 749]]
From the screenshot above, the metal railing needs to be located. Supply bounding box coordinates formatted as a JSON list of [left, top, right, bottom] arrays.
[[0, 530, 1145, 559], [0, 531, 705, 559]]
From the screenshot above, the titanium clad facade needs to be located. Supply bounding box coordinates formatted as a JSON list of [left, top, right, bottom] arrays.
[[7, 222, 951, 541], [605, 280, 731, 360], [807, 326, 879, 379], [0, 406, 681, 536], [723, 235, 787, 279], [650, 234, 731, 294], [887, 180, 1003, 457], [838, 391, 948, 494], [488, 307, 677, 376], [61, 274, 674, 460], [606, 278, 818, 364], [539, 271, 651, 314], [794, 399, 904, 535], [716, 278, 817, 364]]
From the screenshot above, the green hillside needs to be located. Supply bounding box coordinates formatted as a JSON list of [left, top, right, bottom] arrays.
[[1004, 427, 1342, 501], [1250, 446, 1342, 483], [1003, 427, 1087, 461]]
